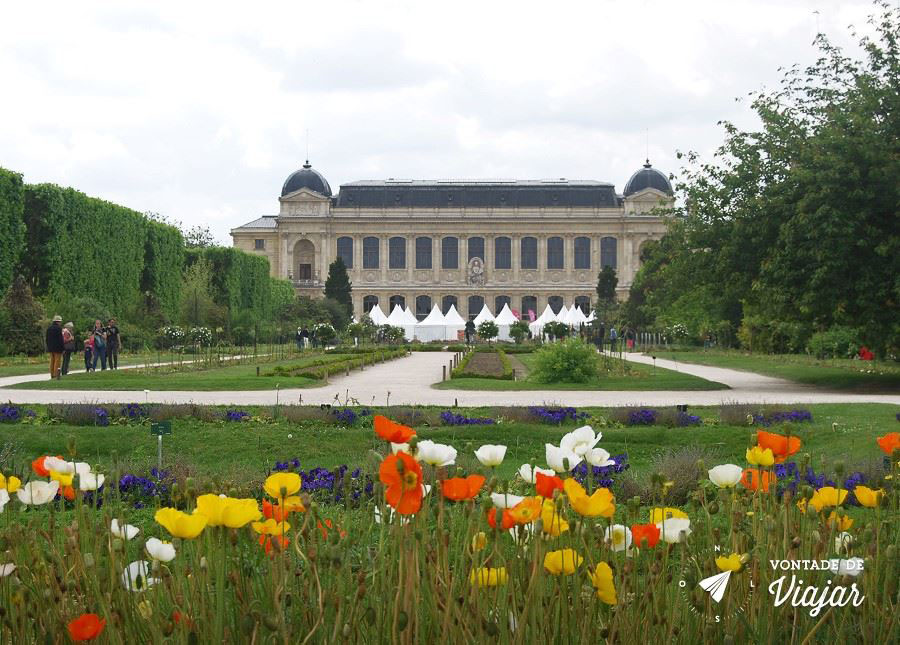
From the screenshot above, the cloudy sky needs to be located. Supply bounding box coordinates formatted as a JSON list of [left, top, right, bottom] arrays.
[[0, 0, 876, 241]]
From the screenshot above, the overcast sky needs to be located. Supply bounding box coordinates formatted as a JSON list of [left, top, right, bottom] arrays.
[[0, 0, 876, 242]]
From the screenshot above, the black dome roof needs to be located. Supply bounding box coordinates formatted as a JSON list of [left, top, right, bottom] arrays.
[[623, 161, 673, 197], [281, 162, 332, 197]]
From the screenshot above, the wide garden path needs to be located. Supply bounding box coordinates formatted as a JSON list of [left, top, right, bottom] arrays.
[[1, 351, 898, 407]]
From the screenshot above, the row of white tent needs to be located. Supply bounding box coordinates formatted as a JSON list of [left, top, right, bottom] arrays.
[[365, 302, 596, 342]]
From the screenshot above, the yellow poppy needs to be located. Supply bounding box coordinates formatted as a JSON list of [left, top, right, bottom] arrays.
[[195, 494, 262, 528], [0, 474, 21, 493], [853, 486, 883, 508], [264, 473, 302, 500], [589, 562, 617, 605], [49, 470, 74, 487], [544, 549, 583, 575], [648, 507, 688, 523], [252, 519, 291, 535], [715, 553, 742, 572], [155, 508, 208, 539], [809, 486, 847, 512], [469, 567, 507, 587], [540, 499, 569, 535], [826, 511, 853, 531], [563, 479, 615, 518], [471, 532, 487, 552], [746, 446, 775, 467]]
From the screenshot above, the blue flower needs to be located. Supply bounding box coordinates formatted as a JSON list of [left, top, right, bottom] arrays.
[[627, 409, 657, 426], [225, 409, 250, 422], [440, 411, 496, 426]]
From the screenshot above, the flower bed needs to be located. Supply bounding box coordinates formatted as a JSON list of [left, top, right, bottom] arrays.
[[528, 406, 589, 424], [440, 411, 496, 426]]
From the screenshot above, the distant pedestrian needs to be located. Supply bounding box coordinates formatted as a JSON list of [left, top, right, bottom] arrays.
[[45, 315, 65, 378], [61, 322, 76, 375], [83, 337, 94, 372], [91, 319, 108, 371], [106, 318, 120, 369], [300, 327, 310, 350], [464, 320, 476, 345], [609, 326, 617, 352], [295, 327, 303, 351]]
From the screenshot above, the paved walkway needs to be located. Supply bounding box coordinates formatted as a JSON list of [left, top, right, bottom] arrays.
[[1, 352, 897, 407]]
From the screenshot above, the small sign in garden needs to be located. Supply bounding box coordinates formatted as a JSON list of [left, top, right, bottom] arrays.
[[150, 421, 172, 469]]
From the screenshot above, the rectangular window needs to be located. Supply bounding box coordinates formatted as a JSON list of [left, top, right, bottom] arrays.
[[520, 237, 537, 269], [494, 237, 511, 269], [547, 237, 564, 269], [254, 239, 265, 250], [574, 237, 591, 269], [441, 237, 458, 269], [389, 237, 406, 269], [468, 236, 484, 262], [415, 237, 432, 269], [363, 237, 379, 269]]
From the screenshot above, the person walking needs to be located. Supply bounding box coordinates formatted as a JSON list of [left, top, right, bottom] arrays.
[[105, 318, 120, 369], [464, 319, 476, 345], [45, 315, 65, 378], [61, 322, 76, 375], [91, 319, 108, 371], [609, 326, 617, 353], [83, 336, 94, 372]]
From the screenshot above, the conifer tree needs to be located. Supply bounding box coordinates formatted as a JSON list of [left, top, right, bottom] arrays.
[[324, 258, 353, 318]]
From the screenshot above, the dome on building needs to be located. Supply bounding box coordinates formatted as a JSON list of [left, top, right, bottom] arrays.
[[623, 160, 673, 197], [281, 161, 332, 197]]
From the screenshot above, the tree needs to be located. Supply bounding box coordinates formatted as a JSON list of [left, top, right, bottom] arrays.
[[180, 258, 218, 327], [324, 258, 353, 319], [596, 266, 618, 323], [0, 169, 25, 294], [477, 320, 499, 343], [183, 225, 216, 248], [0, 275, 45, 355], [509, 320, 530, 344]]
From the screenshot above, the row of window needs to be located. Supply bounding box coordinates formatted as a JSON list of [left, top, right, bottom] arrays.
[[336, 236, 618, 271], [363, 294, 592, 320]]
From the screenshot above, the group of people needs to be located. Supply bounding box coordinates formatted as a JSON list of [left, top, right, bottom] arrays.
[[45, 316, 121, 378]]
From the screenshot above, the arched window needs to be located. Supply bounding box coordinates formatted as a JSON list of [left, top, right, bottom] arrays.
[[363, 237, 379, 269], [468, 236, 484, 262], [495, 295, 511, 312], [389, 237, 406, 269], [520, 236, 537, 269], [547, 237, 564, 269], [415, 237, 432, 269], [441, 295, 458, 315], [441, 237, 458, 269], [601, 237, 617, 269], [337, 236, 353, 269], [415, 295, 432, 321], [574, 236, 591, 269], [494, 237, 511, 269], [468, 295, 484, 320], [388, 295, 405, 312], [574, 296, 591, 315], [363, 295, 379, 313], [521, 295, 537, 320], [548, 295, 564, 314]]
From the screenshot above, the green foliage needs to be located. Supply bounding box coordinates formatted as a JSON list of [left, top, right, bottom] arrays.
[[542, 321, 570, 340], [142, 220, 184, 321], [0, 168, 25, 293], [509, 320, 530, 344], [380, 324, 405, 344], [0, 276, 45, 355], [323, 258, 353, 318], [476, 320, 499, 342], [596, 266, 618, 304], [180, 258, 220, 327], [531, 338, 599, 383], [806, 326, 862, 359]]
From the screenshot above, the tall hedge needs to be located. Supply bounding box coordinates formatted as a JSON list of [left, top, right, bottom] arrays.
[[0, 168, 26, 293], [187, 247, 276, 318], [142, 220, 184, 320]]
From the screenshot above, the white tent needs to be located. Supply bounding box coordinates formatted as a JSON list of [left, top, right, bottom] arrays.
[[387, 305, 416, 341], [415, 305, 449, 342], [368, 304, 388, 326], [570, 306, 588, 328], [585, 309, 596, 323], [529, 303, 557, 336], [472, 305, 495, 326], [403, 307, 419, 340], [443, 304, 466, 341], [494, 303, 519, 342], [557, 305, 574, 326]]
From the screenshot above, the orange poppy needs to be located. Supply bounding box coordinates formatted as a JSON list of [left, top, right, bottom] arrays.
[[258, 534, 290, 555], [262, 499, 303, 522], [172, 610, 193, 628], [876, 432, 900, 455], [67, 613, 106, 641], [740, 468, 773, 492], [507, 497, 542, 524], [487, 507, 515, 530], [757, 430, 801, 463], [374, 415, 416, 443], [317, 518, 347, 540], [535, 472, 564, 498], [441, 474, 486, 501], [378, 452, 424, 515], [32, 455, 62, 477], [631, 523, 661, 548], [62, 485, 76, 501]]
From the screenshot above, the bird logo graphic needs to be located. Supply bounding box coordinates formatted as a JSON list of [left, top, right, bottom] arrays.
[[698, 570, 732, 603]]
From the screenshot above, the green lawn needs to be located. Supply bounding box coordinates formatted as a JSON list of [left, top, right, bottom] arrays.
[[435, 353, 727, 390], [654, 349, 900, 392], [0, 351, 171, 377]]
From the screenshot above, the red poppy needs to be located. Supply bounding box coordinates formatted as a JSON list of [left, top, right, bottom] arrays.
[[740, 468, 773, 492], [172, 610, 193, 628], [62, 485, 76, 501], [486, 507, 515, 530], [258, 534, 290, 555], [67, 613, 106, 641], [262, 499, 300, 523], [378, 452, 424, 515], [374, 415, 416, 443], [757, 430, 801, 463], [32, 455, 62, 477], [441, 474, 486, 501], [631, 523, 661, 548], [535, 472, 564, 498], [877, 432, 900, 456], [317, 518, 347, 540]]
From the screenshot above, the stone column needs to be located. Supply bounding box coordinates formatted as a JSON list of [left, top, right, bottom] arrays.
[[281, 234, 289, 279]]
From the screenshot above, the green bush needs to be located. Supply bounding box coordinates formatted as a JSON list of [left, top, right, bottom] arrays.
[[477, 320, 499, 342], [807, 326, 861, 359], [531, 338, 599, 383], [0, 275, 45, 355], [542, 321, 570, 340]]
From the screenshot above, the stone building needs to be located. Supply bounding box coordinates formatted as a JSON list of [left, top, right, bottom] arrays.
[[231, 161, 674, 320]]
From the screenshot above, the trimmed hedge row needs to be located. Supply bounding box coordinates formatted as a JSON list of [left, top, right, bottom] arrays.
[[269, 348, 407, 380], [0, 169, 26, 293], [451, 348, 514, 380]]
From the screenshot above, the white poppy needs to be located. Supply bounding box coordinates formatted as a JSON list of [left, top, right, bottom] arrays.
[[560, 426, 601, 456], [16, 480, 59, 505], [78, 472, 105, 491], [518, 464, 556, 484], [545, 444, 582, 473], [656, 518, 692, 544], [121, 560, 158, 591], [586, 448, 615, 468], [111, 519, 140, 540], [390, 443, 410, 454], [604, 524, 633, 552], [415, 440, 457, 467], [43, 457, 74, 474], [708, 464, 743, 488], [490, 492, 524, 509], [73, 462, 92, 477], [0, 563, 15, 577], [474, 445, 507, 467], [0, 489, 8, 512], [834, 532, 853, 554], [828, 557, 864, 577], [422, 484, 432, 497], [145, 537, 176, 563]]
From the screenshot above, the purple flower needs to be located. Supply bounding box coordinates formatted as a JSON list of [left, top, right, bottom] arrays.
[[753, 409, 813, 426], [627, 409, 657, 426], [440, 411, 496, 426], [225, 409, 250, 422], [529, 406, 586, 425]]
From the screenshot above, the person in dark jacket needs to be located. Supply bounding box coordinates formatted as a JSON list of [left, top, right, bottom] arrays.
[[464, 320, 476, 345], [45, 315, 65, 378], [61, 322, 76, 375], [106, 318, 121, 369], [91, 319, 108, 371]]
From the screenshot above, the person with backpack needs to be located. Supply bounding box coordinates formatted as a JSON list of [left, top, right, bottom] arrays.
[[91, 319, 108, 371], [61, 322, 76, 375], [45, 315, 65, 378]]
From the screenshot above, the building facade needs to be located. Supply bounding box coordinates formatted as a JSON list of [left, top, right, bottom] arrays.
[[231, 161, 674, 320]]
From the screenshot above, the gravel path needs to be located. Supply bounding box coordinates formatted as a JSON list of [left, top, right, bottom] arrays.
[[1, 351, 897, 407]]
